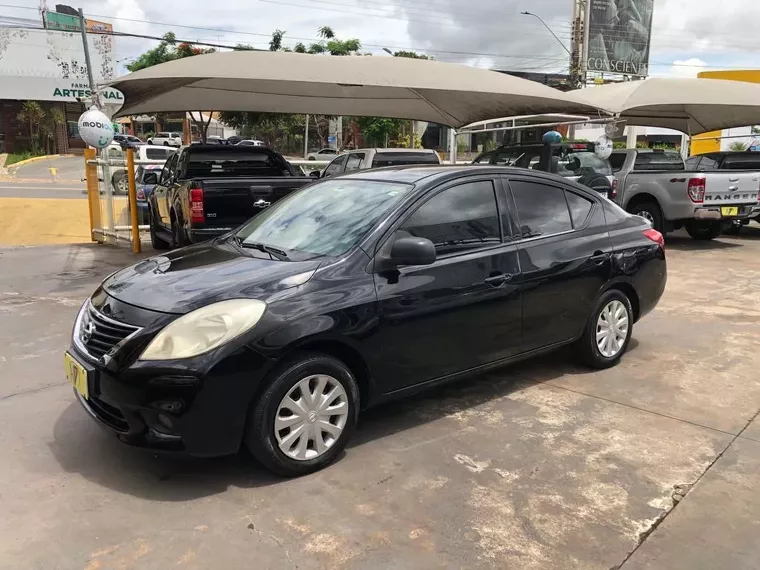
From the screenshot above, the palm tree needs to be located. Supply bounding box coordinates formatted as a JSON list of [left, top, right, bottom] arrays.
[[728, 141, 749, 152]]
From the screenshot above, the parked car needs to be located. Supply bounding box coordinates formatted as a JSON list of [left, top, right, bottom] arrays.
[[148, 144, 313, 249], [307, 147, 339, 161], [113, 134, 144, 151], [134, 165, 163, 224], [316, 148, 441, 178], [65, 165, 666, 476], [109, 145, 177, 194], [610, 149, 760, 240], [474, 143, 615, 199], [236, 139, 266, 147], [147, 132, 182, 147], [683, 151, 760, 234]]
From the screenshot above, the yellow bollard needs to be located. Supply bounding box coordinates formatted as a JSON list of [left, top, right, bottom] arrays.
[[49, 167, 58, 182], [84, 149, 102, 243], [126, 149, 141, 254]]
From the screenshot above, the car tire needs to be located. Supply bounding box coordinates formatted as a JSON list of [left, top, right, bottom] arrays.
[[112, 172, 127, 194], [628, 201, 664, 234], [245, 352, 360, 477], [577, 173, 612, 197], [147, 139, 153, 145], [170, 211, 187, 248], [308, 156, 315, 161], [684, 220, 722, 240], [163, 141, 170, 147], [575, 289, 634, 370], [149, 208, 171, 250]]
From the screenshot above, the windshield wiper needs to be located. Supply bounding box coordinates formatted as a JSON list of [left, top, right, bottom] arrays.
[[237, 239, 289, 260]]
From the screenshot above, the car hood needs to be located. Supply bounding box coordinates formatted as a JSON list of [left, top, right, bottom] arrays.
[[102, 239, 322, 314]]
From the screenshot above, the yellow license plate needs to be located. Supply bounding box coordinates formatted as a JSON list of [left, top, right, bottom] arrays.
[[721, 207, 739, 216], [64, 352, 89, 399]]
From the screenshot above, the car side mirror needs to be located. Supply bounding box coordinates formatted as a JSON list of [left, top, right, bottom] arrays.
[[309, 170, 321, 178], [380, 236, 436, 271]]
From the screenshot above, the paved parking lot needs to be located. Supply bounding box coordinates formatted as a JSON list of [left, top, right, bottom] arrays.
[[2, 228, 760, 569]]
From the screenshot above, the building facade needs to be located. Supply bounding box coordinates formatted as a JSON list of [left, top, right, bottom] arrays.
[[0, 16, 113, 154]]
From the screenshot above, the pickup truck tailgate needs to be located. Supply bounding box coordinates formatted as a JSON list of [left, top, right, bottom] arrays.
[[199, 178, 308, 226], [703, 172, 760, 206]]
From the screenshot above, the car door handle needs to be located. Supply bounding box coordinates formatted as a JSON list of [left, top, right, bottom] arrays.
[[591, 251, 609, 265], [484, 273, 512, 287]]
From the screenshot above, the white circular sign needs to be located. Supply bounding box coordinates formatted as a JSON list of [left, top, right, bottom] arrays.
[[77, 108, 114, 149], [595, 135, 614, 159]]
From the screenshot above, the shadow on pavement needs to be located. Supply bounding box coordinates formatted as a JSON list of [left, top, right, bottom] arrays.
[[50, 340, 634, 500]]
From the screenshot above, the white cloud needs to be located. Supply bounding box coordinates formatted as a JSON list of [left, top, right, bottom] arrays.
[[653, 57, 708, 78]]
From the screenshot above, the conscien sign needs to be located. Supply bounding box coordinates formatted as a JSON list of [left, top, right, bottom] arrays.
[[587, 0, 655, 77]]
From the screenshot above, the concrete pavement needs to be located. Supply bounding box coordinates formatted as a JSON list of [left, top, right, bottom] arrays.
[[1, 229, 760, 569], [6, 154, 84, 185]]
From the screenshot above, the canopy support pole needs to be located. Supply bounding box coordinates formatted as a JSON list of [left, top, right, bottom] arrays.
[[449, 128, 458, 164]]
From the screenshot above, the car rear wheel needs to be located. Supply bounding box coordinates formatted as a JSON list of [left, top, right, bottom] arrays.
[[163, 141, 170, 147], [575, 289, 633, 369], [149, 208, 171, 250], [112, 172, 127, 194], [245, 352, 359, 477], [170, 212, 187, 248], [684, 220, 722, 240], [628, 201, 664, 234]]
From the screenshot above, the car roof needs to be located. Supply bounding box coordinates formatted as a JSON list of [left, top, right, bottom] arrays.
[[339, 164, 579, 186], [351, 148, 436, 154]]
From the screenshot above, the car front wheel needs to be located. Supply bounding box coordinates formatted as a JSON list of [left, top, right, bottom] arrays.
[[246, 352, 359, 477], [575, 290, 633, 369]]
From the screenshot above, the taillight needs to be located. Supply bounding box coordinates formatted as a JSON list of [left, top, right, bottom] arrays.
[[189, 183, 204, 223], [687, 177, 706, 203], [611, 178, 618, 199], [136, 188, 145, 200], [643, 228, 665, 249]]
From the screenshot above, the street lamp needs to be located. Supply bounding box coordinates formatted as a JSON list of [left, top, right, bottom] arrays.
[[382, 48, 393, 56], [521, 11, 571, 56]]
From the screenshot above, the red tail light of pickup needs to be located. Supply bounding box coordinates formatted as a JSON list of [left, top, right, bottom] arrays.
[[189, 182, 205, 224], [687, 177, 706, 203], [611, 178, 618, 199]]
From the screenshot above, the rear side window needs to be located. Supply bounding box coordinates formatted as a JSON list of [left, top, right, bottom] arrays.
[[608, 153, 626, 173], [633, 151, 684, 171], [372, 152, 439, 167], [345, 153, 365, 172], [559, 152, 612, 177], [510, 180, 573, 238], [565, 191, 594, 228], [721, 153, 760, 169], [145, 148, 173, 160], [401, 180, 500, 255]]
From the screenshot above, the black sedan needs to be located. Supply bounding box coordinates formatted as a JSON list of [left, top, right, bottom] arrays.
[[64, 166, 667, 476]]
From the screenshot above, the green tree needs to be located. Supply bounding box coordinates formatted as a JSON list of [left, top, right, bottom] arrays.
[[729, 141, 749, 151], [392, 50, 430, 59], [17, 102, 46, 155]]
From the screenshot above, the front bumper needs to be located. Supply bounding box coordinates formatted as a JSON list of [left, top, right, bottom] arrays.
[[68, 341, 272, 457]]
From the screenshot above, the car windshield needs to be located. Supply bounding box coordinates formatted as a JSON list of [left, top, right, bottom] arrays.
[[235, 179, 412, 257]]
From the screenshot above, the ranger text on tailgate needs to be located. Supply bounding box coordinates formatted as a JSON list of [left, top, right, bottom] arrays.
[[149, 145, 311, 249]]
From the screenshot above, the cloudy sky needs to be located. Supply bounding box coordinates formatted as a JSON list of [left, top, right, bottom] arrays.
[[3, 0, 759, 78]]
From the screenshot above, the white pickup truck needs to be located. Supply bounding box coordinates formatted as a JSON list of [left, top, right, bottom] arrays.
[[610, 149, 760, 240]]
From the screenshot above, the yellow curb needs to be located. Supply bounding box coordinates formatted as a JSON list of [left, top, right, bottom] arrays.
[[7, 154, 75, 169]]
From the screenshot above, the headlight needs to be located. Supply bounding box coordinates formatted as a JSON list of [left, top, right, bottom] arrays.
[[140, 299, 266, 360]]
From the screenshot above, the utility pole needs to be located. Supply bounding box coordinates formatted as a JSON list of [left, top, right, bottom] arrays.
[[568, 0, 590, 89], [304, 114, 309, 159], [77, 8, 99, 109]]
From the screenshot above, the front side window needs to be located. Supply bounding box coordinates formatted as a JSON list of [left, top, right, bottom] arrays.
[[400, 180, 501, 255], [324, 155, 348, 177], [510, 180, 573, 238], [345, 153, 365, 172], [236, 179, 412, 257]]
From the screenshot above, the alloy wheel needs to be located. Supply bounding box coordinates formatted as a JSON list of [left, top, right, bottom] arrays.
[[596, 300, 629, 358], [274, 374, 349, 461], [638, 210, 655, 224]]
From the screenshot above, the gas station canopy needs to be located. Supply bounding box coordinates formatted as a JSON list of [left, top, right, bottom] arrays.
[[108, 50, 605, 128]]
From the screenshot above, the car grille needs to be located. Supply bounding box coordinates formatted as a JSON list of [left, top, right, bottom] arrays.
[[77, 301, 141, 360]]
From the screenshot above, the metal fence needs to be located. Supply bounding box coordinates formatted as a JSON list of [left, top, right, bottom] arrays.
[[85, 147, 168, 253]]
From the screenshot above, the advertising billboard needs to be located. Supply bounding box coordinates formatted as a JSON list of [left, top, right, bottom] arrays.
[[586, 0, 655, 77], [44, 11, 113, 34]]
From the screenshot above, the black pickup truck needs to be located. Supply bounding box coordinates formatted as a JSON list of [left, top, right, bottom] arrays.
[[148, 145, 312, 250]]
